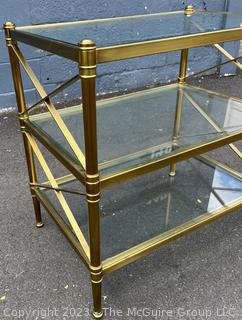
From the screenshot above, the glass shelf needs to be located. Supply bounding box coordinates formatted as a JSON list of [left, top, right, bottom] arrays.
[[41, 158, 242, 260], [29, 84, 242, 177], [17, 11, 242, 48]]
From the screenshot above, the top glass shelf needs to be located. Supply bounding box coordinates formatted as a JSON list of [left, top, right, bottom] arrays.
[[16, 10, 242, 48]]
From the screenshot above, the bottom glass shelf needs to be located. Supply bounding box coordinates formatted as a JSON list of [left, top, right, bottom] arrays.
[[41, 158, 242, 260]]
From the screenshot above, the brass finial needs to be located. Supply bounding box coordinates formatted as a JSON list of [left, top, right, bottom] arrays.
[[79, 39, 96, 78], [3, 21, 16, 46], [79, 39, 96, 49], [185, 5, 194, 16], [3, 21, 16, 30]]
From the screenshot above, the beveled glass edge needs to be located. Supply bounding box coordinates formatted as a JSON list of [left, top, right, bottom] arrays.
[[28, 82, 242, 123], [196, 10, 242, 15], [15, 10, 242, 31], [28, 82, 178, 122], [16, 10, 184, 31]]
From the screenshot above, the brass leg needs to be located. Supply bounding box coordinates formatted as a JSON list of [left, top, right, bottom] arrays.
[[22, 131, 43, 227], [90, 230, 103, 319], [32, 195, 43, 228], [91, 276, 103, 319], [4, 22, 43, 228], [79, 40, 103, 318], [169, 86, 183, 177], [86, 175, 103, 319], [169, 48, 188, 177], [23, 131, 43, 227]]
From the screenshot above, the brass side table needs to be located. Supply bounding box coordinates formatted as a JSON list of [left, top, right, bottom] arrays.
[[4, 6, 242, 318]]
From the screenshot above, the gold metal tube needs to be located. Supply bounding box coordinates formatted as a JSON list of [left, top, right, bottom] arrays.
[[178, 48, 189, 84], [170, 48, 188, 176], [79, 39, 103, 319], [4, 22, 43, 228]]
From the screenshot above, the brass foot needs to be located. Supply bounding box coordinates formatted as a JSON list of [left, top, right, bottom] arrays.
[[169, 163, 176, 177], [36, 222, 44, 228], [92, 311, 103, 319], [169, 171, 176, 177]]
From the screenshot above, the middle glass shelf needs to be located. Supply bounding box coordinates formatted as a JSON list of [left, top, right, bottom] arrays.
[[28, 83, 242, 180]]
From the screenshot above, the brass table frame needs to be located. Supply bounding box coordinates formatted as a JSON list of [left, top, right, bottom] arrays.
[[4, 6, 242, 318]]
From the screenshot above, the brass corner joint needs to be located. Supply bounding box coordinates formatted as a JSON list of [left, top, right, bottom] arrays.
[[90, 264, 103, 281], [18, 113, 28, 133], [178, 76, 186, 84], [79, 39, 97, 79], [185, 5, 195, 16], [86, 174, 100, 202]]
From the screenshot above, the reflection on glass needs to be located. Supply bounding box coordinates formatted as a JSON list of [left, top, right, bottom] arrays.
[[208, 167, 242, 211], [19, 11, 242, 47]]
